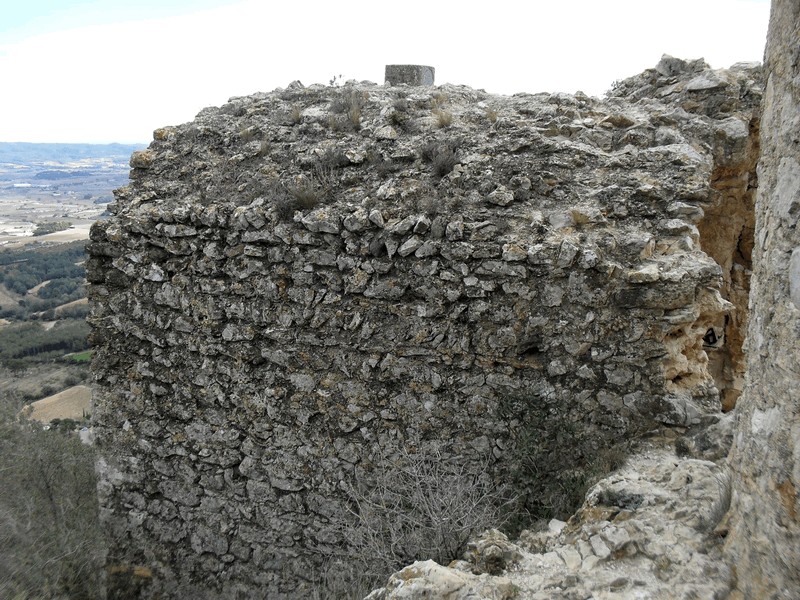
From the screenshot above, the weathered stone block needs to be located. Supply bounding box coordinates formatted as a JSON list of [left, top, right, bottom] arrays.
[[385, 64, 435, 86]]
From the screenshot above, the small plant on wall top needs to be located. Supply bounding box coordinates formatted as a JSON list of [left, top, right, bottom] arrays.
[[328, 89, 367, 132]]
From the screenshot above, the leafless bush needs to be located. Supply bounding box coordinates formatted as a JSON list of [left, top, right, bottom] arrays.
[[497, 393, 629, 530], [337, 446, 515, 582], [309, 558, 378, 600]]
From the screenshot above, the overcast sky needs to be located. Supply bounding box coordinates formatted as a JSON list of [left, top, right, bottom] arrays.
[[0, 0, 771, 144]]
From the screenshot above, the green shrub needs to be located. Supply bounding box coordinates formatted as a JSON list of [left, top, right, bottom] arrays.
[[32, 221, 72, 237], [64, 350, 92, 364], [0, 319, 90, 367], [0, 241, 85, 298]]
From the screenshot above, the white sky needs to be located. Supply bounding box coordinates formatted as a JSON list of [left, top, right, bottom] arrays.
[[0, 0, 771, 144]]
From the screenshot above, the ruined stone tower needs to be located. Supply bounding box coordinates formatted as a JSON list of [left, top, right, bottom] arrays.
[[87, 54, 764, 597]]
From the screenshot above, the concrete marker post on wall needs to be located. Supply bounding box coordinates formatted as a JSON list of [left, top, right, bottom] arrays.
[[385, 65, 435, 86]]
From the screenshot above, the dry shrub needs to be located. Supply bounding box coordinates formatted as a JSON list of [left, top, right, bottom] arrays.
[[431, 92, 449, 108], [433, 108, 453, 128], [388, 97, 417, 133], [348, 106, 362, 131], [328, 90, 366, 132], [289, 105, 303, 125], [434, 109, 453, 128], [319, 148, 350, 169], [431, 146, 458, 177], [309, 559, 378, 600], [333, 445, 515, 588], [497, 392, 629, 531], [697, 470, 733, 533], [269, 168, 333, 221], [238, 127, 256, 142], [419, 140, 460, 178], [288, 179, 325, 210]]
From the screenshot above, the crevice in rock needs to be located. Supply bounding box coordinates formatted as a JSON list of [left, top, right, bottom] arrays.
[[662, 287, 733, 405], [696, 114, 760, 411]]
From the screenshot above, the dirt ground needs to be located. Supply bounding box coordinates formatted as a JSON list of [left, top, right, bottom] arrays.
[[0, 222, 94, 249], [0, 363, 90, 404], [25, 385, 92, 422], [54, 297, 88, 314]]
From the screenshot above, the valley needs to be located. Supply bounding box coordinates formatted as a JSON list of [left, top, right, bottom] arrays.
[[0, 142, 142, 248], [0, 142, 143, 421]]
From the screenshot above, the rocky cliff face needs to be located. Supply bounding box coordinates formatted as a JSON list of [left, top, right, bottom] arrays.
[[726, 1, 800, 597], [87, 56, 761, 597]]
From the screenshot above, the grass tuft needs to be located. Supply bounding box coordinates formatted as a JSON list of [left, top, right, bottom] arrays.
[[433, 108, 453, 128]]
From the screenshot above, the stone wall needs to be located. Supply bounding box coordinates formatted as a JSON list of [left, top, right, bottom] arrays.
[[726, 1, 800, 596], [87, 60, 760, 597]]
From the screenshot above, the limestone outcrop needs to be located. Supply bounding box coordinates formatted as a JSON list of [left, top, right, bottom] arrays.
[[87, 55, 761, 597], [725, 0, 800, 596]]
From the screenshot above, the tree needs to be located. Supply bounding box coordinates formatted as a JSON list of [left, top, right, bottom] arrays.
[[0, 400, 105, 598]]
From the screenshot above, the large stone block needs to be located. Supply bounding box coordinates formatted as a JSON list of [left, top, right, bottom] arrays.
[[385, 64, 435, 86]]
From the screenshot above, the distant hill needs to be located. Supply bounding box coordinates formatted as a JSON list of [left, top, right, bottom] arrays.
[[0, 142, 146, 165]]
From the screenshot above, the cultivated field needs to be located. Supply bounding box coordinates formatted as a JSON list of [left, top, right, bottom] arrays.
[[0, 143, 135, 418], [25, 385, 92, 422]]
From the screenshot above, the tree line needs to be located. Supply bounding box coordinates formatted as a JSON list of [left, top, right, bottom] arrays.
[[0, 241, 87, 318], [0, 320, 90, 369]]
